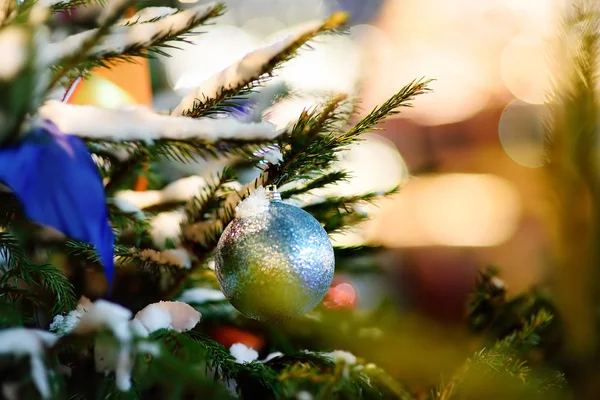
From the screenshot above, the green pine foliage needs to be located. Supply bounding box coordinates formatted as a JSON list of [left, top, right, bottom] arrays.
[[0, 0, 598, 398]]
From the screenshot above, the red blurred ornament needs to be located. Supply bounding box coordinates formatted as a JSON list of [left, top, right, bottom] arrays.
[[210, 326, 265, 351], [323, 282, 358, 309]]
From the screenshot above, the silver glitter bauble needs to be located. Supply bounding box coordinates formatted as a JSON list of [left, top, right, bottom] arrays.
[[215, 191, 335, 321]]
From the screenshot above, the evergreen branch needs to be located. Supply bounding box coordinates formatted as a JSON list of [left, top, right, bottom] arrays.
[[41, 101, 280, 144], [65, 240, 181, 276], [268, 94, 351, 186], [173, 12, 349, 117], [46, 2, 225, 89], [108, 203, 150, 236], [301, 187, 398, 233], [183, 167, 236, 225], [72, 4, 223, 73], [148, 138, 273, 163], [27, 263, 77, 316], [103, 152, 148, 196], [168, 80, 428, 294], [542, 3, 600, 361], [50, 0, 105, 14], [0, 261, 76, 317], [280, 171, 349, 198], [0, 231, 26, 269], [434, 310, 562, 400], [46, 0, 136, 91], [345, 78, 432, 138]]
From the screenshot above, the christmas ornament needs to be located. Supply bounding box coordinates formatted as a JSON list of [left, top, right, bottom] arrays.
[[0, 120, 114, 284], [215, 186, 335, 321]]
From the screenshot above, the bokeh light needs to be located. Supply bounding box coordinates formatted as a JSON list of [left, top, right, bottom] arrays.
[[369, 174, 521, 248], [498, 99, 546, 168], [500, 34, 552, 104]]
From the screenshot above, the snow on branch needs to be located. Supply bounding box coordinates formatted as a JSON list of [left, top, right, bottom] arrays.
[[115, 175, 207, 210], [0, 329, 58, 399], [38, 101, 280, 142], [171, 11, 348, 117], [41, 2, 223, 66]]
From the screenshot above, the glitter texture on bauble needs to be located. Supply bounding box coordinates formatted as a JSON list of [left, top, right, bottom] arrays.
[[215, 187, 335, 321]]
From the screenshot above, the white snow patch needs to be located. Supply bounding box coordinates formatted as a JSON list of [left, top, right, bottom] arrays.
[[65, 299, 199, 392], [262, 352, 283, 363], [297, 391, 313, 400], [98, 0, 129, 24], [112, 197, 145, 219], [139, 248, 191, 269], [133, 301, 201, 335], [70, 300, 133, 391], [177, 287, 226, 304], [162, 175, 207, 203], [1, 383, 19, 400], [263, 96, 319, 130], [39, 101, 279, 142], [136, 341, 160, 356], [42, 3, 218, 66], [230, 343, 259, 364], [171, 19, 323, 116], [0, 329, 58, 399], [49, 296, 93, 336], [121, 7, 177, 24], [0, 27, 27, 80], [235, 186, 270, 218], [322, 350, 357, 365], [114, 175, 207, 211], [149, 209, 186, 249], [114, 190, 163, 210]]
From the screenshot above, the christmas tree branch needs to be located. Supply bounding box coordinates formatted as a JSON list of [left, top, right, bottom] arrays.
[[280, 171, 349, 199], [44, 0, 136, 90], [183, 167, 236, 226], [43, 2, 225, 89], [543, 3, 600, 363], [434, 310, 563, 400], [172, 12, 349, 117], [40, 100, 280, 142]]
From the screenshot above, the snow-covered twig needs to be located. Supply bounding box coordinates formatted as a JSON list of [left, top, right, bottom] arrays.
[[115, 176, 207, 209], [0, 329, 58, 399], [41, 2, 221, 66], [138, 248, 191, 269], [171, 12, 348, 116], [39, 101, 280, 142]]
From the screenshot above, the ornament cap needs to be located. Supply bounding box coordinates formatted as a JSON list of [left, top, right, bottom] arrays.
[[266, 185, 282, 202]]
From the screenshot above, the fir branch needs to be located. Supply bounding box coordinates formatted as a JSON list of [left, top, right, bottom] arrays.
[[542, 3, 600, 360], [0, 231, 26, 269], [301, 187, 398, 233], [434, 310, 563, 400], [41, 101, 280, 143], [280, 171, 349, 198], [65, 240, 182, 276], [268, 94, 350, 186], [183, 167, 236, 225], [0, 261, 76, 317], [45, 2, 225, 89], [345, 78, 432, 139], [45, 0, 136, 90], [27, 263, 77, 316], [173, 12, 349, 117]]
